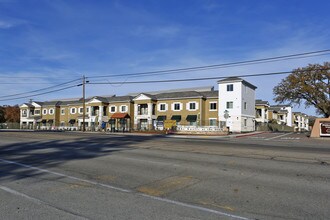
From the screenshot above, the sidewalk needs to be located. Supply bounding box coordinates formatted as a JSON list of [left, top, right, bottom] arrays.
[[105, 130, 267, 139]]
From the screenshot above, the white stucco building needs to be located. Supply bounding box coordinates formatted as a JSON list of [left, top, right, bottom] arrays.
[[218, 77, 257, 132]]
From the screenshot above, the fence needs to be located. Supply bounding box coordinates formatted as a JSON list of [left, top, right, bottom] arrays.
[[0, 123, 20, 129]]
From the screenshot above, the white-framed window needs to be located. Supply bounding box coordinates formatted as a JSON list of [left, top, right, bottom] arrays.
[[210, 102, 217, 111], [34, 109, 41, 115], [227, 84, 234, 91], [49, 108, 54, 115], [22, 109, 27, 117], [70, 107, 76, 114], [187, 102, 198, 111], [109, 105, 116, 113], [244, 102, 247, 110], [79, 107, 83, 114], [209, 118, 217, 126], [172, 102, 182, 111], [61, 108, 65, 115], [158, 103, 168, 112], [120, 105, 127, 113], [42, 109, 47, 115], [86, 107, 89, 113], [226, 101, 233, 109]]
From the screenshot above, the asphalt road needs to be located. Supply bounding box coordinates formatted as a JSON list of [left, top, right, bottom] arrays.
[[0, 131, 329, 220]]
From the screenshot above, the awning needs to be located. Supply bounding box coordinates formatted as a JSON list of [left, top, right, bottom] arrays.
[[36, 118, 42, 123], [171, 115, 181, 122], [186, 115, 197, 122], [157, 115, 166, 121], [69, 119, 76, 124], [48, 119, 54, 124], [41, 119, 47, 123], [111, 113, 130, 119]]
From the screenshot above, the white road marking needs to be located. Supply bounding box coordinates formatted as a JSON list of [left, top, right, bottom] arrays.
[[0, 185, 89, 220], [265, 132, 293, 140], [0, 158, 250, 220], [141, 194, 250, 220]]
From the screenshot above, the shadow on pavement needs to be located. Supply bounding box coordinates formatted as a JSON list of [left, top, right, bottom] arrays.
[[0, 132, 157, 182]]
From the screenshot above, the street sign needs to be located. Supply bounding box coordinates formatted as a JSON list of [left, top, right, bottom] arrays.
[[164, 120, 176, 129], [224, 110, 229, 119]]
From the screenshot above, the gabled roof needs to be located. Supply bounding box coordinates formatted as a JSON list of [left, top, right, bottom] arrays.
[[128, 86, 214, 96], [20, 103, 33, 108], [42, 101, 61, 106], [87, 96, 109, 103], [255, 99, 269, 105], [199, 91, 218, 98], [133, 93, 157, 101], [107, 96, 133, 103], [32, 101, 44, 107], [155, 91, 204, 100], [218, 77, 257, 90]]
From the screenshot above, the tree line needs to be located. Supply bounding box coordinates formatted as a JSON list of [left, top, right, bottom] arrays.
[[0, 105, 20, 123]]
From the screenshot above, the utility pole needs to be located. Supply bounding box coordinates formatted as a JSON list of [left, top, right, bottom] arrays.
[[82, 75, 86, 132]]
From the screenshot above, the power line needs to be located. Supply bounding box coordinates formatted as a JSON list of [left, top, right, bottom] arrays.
[[88, 68, 330, 85], [0, 78, 81, 99], [88, 49, 330, 79], [0, 85, 79, 102], [0, 82, 67, 85]]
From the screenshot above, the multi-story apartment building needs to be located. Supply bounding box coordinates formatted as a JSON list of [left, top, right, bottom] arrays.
[[20, 77, 257, 133], [218, 77, 257, 132], [255, 99, 269, 125], [268, 105, 293, 127], [293, 112, 309, 131]]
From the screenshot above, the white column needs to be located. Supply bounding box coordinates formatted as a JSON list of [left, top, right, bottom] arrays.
[[147, 103, 153, 128], [134, 104, 138, 128], [99, 106, 103, 124], [261, 108, 265, 123]]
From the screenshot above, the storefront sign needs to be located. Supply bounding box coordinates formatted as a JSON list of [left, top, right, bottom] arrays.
[[320, 122, 330, 137], [164, 120, 176, 129]]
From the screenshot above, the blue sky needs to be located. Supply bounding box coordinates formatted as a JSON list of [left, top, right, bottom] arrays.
[[1, 0, 330, 116]]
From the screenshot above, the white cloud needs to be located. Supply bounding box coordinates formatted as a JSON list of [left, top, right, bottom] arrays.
[[0, 20, 13, 28]]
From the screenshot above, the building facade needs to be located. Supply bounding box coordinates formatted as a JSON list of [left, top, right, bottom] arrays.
[[218, 77, 257, 132], [20, 77, 257, 133]]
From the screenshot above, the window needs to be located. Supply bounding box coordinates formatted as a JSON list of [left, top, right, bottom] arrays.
[[173, 103, 181, 111], [159, 103, 166, 111], [22, 110, 27, 117], [70, 108, 76, 114], [43, 109, 47, 115], [49, 108, 54, 115], [227, 84, 233, 91], [210, 119, 217, 126], [86, 107, 89, 113], [61, 108, 65, 115], [110, 106, 116, 113], [210, 102, 217, 111], [120, 105, 127, 113], [189, 102, 196, 110], [244, 102, 247, 110], [79, 107, 83, 114], [244, 119, 247, 127], [226, 101, 233, 109], [34, 110, 41, 115]]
